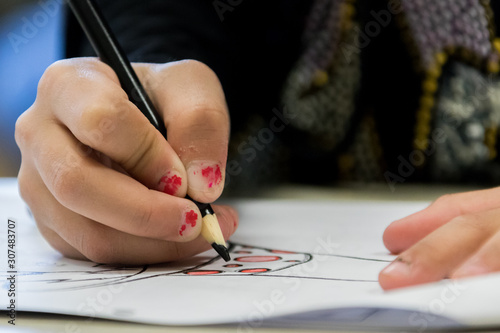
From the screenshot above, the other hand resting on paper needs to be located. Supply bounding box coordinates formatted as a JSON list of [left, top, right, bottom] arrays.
[[380, 189, 500, 289], [15, 58, 238, 264]]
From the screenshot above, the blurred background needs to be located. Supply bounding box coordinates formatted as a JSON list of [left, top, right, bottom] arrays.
[[0, 0, 64, 176]]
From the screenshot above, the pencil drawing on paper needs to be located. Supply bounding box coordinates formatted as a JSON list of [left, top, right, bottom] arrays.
[[15, 242, 390, 291]]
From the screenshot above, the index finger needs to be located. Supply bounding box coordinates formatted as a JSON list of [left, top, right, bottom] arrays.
[[31, 120, 202, 243], [383, 188, 500, 254]]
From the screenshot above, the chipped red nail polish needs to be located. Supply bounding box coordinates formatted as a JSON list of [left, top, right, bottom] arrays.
[[185, 210, 198, 227], [179, 224, 187, 236], [159, 173, 182, 195], [201, 165, 222, 188], [179, 210, 198, 236], [187, 161, 223, 192]]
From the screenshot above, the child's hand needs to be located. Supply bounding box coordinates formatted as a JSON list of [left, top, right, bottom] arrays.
[[379, 188, 500, 289], [15, 58, 238, 264]]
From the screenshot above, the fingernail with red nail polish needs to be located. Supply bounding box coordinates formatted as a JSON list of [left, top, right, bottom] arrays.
[[159, 171, 182, 195], [179, 209, 199, 237], [187, 161, 223, 192]]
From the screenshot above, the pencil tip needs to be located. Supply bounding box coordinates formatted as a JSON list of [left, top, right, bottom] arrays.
[[212, 243, 231, 262]]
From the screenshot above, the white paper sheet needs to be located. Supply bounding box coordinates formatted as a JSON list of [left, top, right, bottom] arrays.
[[1, 178, 499, 330]]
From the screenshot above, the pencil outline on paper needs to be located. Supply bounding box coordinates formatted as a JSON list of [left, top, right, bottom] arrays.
[[12, 242, 391, 292]]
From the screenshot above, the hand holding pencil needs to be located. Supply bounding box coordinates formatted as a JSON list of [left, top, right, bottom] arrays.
[[68, 0, 232, 261], [15, 36, 238, 263]]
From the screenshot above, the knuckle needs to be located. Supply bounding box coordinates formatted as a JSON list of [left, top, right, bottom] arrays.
[[49, 157, 85, 207], [172, 243, 183, 260], [431, 193, 467, 217], [37, 59, 76, 96], [38, 58, 114, 97], [130, 196, 181, 240], [78, 103, 109, 141], [120, 127, 157, 172], [451, 213, 488, 233], [432, 194, 454, 207], [409, 244, 443, 269], [178, 59, 215, 76], [199, 105, 230, 126], [168, 59, 226, 107], [131, 196, 175, 240], [181, 106, 230, 138], [132, 197, 164, 239], [81, 236, 117, 264], [14, 111, 33, 149], [404, 240, 447, 269], [37, 60, 64, 90], [40, 58, 105, 85], [17, 167, 33, 205], [78, 98, 128, 146], [36, 225, 86, 260]]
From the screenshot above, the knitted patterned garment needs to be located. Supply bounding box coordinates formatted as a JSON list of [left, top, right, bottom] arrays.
[[280, 0, 500, 184]]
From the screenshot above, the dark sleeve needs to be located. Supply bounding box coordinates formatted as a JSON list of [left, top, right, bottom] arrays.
[[65, 0, 246, 132], [65, 0, 309, 134], [492, 1, 500, 35], [65, 0, 232, 77]]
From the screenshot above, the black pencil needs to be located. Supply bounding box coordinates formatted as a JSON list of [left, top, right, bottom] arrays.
[[67, 0, 230, 262]]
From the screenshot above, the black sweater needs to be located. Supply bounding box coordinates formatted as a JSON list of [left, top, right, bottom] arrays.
[[66, 0, 312, 135], [65, 1, 500, 186]]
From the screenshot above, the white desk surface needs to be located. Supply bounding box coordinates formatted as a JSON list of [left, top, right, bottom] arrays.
[[0, 178, 487, 332]]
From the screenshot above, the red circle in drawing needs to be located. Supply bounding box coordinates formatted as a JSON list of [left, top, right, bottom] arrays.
[[223, 264, 242, 268], [185, 270, 222, 275], [270, 250, 295, 254], [239, 268, 270, 273], [235, 256, 281, 262]]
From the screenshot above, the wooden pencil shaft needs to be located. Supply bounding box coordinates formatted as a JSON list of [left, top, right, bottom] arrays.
[[201, 214, 226, 247]]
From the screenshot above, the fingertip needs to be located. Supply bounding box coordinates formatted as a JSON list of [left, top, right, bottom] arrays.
[[157, 169, 187, 197], [186, 160, 224, 203], [382, 205, 440, 254], [176, 206, 203, 242], [213, 205, 239, 239], [155, 198, 202, 243], [382, 220, 406, 254], [227, 206, 239, 230], [378, 271, 394, 291], [378, 258, 413, 290]]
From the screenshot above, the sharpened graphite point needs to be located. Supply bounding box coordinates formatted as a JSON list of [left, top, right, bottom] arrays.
[[212, 243, 231, 262]]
